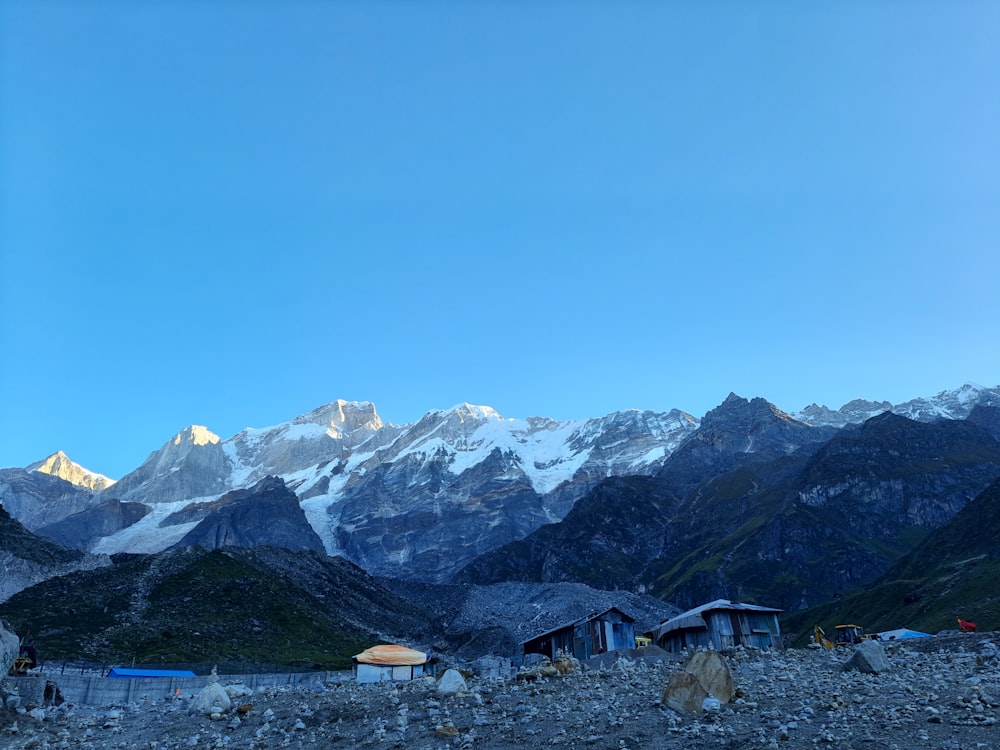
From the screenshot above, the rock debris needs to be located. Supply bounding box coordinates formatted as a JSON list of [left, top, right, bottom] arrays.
[[1, 633, 998, 749]]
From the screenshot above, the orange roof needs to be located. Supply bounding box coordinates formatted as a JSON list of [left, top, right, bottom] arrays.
[[353, 644, 428, 666]]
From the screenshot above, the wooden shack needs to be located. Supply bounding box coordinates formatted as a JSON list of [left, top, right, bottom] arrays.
[[522, 607, 636, 661], [651, 599, 783, 653]]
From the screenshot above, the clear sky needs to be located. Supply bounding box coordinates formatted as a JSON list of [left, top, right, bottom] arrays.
[[2, 1, 998, 479]]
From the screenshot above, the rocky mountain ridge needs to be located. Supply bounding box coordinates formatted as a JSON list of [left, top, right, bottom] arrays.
[[459, 401, 1000, 612], [2, 384, 998, 586], [25, 451, 115, 492], [0, 503, 110, 603]]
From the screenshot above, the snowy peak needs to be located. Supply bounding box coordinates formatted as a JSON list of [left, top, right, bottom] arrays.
[[293, 399, 383, 438], [223, 400, 396, 489], [173, 425, 220, 447], [27, 451, 116, 491], [106, 425, 230, 504], [794, 383, 1000, 427], [152, 426, 222, 467], [895, 383, 1000, 421], [380, 404, 506, 462]]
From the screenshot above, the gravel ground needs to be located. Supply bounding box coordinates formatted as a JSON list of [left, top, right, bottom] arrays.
[[2, 634, 998, 750]]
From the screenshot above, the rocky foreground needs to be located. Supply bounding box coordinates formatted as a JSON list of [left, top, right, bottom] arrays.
[[2, 634, 999, 750]]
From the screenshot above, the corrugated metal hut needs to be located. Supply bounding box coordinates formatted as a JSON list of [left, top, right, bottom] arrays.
[[522, 607, 636, 661], [352, 644, 429, 684], [651, 599, 783, 653]]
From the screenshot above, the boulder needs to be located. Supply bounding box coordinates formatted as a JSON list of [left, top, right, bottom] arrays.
[[189, 681, 232, 716], [662, 650, 734, 714], [844, 640, 890, 674], [436, 669, 468, 695]]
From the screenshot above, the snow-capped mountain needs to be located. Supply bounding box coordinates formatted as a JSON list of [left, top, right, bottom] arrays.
[[793, 383, 1000, 428], [3, 383, 998, 583], [84, 401, 699, 579], [26, 451, 115, 492]]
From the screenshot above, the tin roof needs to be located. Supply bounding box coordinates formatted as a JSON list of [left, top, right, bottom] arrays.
[[520, 607, 635, 645], [106, 668, 197, 679], [651, 599, 783, 641]]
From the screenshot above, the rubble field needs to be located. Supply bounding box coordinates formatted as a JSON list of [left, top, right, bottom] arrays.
[[2, 633, 998, 750]]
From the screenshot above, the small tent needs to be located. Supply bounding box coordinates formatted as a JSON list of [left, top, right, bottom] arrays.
[[353, 644, 428, 684]]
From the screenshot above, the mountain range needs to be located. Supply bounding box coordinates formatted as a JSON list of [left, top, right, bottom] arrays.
[[2, 383, 999, 610]]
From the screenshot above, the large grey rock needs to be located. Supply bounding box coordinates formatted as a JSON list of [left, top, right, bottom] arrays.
[[436, 669, 468, 695], [844, 640, 891, 674], [189, 680, 231, 716], [662, 650, 734, 714]]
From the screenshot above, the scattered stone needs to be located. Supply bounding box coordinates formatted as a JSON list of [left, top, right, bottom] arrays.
[[2, 632, 999, 749]]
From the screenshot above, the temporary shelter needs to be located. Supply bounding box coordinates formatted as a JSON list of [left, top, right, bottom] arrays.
[[106, 668, 197, 679], [521, 607, 636, 661], [651, 599, 783, 653], [352, 644, 429, 684], [876, 628, 932, 641]]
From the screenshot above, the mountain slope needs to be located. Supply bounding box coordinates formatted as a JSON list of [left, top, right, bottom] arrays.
[[783, 476, 1000, 642], [0, 546, 438, 670], [170, 476, 326, 553], [0, 503, 110, 602], [459, 406, 1000, 612], [794, 382, 1000, 427], [4, 383, 999, 586], [35, 499, 150, 551], [26, 451, 115, 491], [71, 402, 698, 580], [0, 469, 99, 531]]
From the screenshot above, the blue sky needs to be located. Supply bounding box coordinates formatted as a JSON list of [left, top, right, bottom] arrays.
[[2, 1, 998, 479]]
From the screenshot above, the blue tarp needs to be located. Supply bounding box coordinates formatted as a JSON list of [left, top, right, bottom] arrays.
[[106, 667, 197, 679], [877, 628, 932, 641]]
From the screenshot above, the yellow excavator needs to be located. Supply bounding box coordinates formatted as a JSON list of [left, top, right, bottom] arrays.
[[7, 634, 37, 676], [814, 623, 869, 649]]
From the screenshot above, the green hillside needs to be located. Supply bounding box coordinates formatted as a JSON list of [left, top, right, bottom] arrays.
[[0, 546, 437, 670], [782, 478, 1000, 644]]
